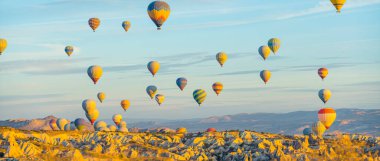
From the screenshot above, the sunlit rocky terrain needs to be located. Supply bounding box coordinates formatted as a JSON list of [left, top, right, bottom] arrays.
[[1, 127, 379, 160]]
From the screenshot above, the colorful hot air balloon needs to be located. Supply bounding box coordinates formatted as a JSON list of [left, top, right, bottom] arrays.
[[107, 125, 117, 131], [94, 121, 107, 130], [193, 89, 207, 106], [65, 46, 74, 57], [49, 119, 58, 130], [260, 70, 271, 84], [206, 128, 217, 133], [118, 121, 127, 129], [319, 89, 332, 104], [176, 77, 187, 91], [122, 20, 131, 32], [147, 1, 170, 30], [318, 68, 328, 80], [258, 45, 271, 60], [155, 94, 165, 106], [86, 109, 99, 125], [147, 61, 160, 77], [112, 114, 122, 125], [330, 0, 346, 13], [97, 92, 106, 103], [176, 127, 187, 134], [120, 100, 130, 111], [216, 52, 228, 67], [64, 124, 72, 131], [268, 38, 281, 54], [88, 18, 100, 32], [74, 118, 87, 131], [303, 128, 312, 136], [312, 121, 326, 137], [56, 118, 69, 130], [318, 108, 336, 129], [212, 82, 223, 96], [87, 65, 103, 84], [82, 99, 97, 113], [0, 39, 7, 55], [146, 85, 158, 99]]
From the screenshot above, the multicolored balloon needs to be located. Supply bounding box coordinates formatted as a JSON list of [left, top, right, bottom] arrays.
[[65, 46, 74, 57], [193, 89, 207, 106], [112, 114, 122, 126], [0, 38, 7, 55], [212, 82, 223, 96], [82, 99, 97, 113], [147, 61, 160, 77], [260, 70, 271, 84], [312, 121, 326, 137], [258, 45, 271, 60], [88, 18, 100, 32], [318, 68, 328, 80], [122, 20, 131, 32], [330, 0, 346, 13], [176, 77, 187, 91], [94, 121, 107, 130], [74, 118, 87, 131], [147, 1, 170, 30], [318, 108, 336, 129], [87, 65, 103, 84], [268, 38, 281, 54], [206, 128, 217, 132], [216, 52, 228, 67], [155, 94, 165, 106], [97, 92, 106, 103], [121, 100, 130, 111], [319, 89, 332, 104], [86, 109, 99, 125], [176, 127, 187, 134], [303, 128, 312, 136], [56, 118, 69, 130], [146, 85, 158, 99], [49, 119, 58, 130]]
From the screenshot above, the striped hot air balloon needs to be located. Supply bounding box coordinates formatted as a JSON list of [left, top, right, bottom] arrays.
[[216, 52, 228, 67], [146, 85, 158, 99], [147, 1, 170, 30], [319, 89, 332, 104], [212, 82, 223, 96], [49, 119, 58, 130], [318, 108, 336, 129], [258, 45, 271, 60], [268, 38, 281, 54], [260, 70, 271, 84], [88, 18, 100, 32], [65, 46, 74, 57], [176, 77, 187, 91], [147, 61, 160, 77], [312, 121, 326, 137], [318, 68, 328, 80], [56, 118, 69, 130], [193, 89, 207, 106], [87, 65, 103, 84], [330, 0, 346, 13], [74, 118, 87, 131]]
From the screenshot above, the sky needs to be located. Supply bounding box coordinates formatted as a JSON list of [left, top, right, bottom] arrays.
[[0, 0, 380, 121]]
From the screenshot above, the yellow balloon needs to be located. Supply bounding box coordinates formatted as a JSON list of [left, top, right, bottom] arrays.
[[318, 108, 336, 129], [216, 52, 228, 67], [0, 38, 7, 55], [155, 94, 165, 106], [312, 121, 326, 137], [268, 38, 281, 54], [112, 114, 122, 126], [120, 100, 130, 111], [82, 99, 97, 113], [319, 89, 332, 104], [147, 61, 160, 77], [212, 82, 223, 96], [260, 70, 271, 84], [87, 65, 103, 84], [86, 109, 99, 125], [122, 20, 131, 32], [258, 45, 271, 60], [97, 92, 106, 103], [330, 0, 346, 13]]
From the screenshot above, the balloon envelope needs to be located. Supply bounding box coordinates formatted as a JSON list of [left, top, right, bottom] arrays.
[[86, 109, 99, 125], [97, 92, 106, 103], [88, 18, 100, 32], [112, 114, 122, 125], [176, 78, 187, 91], [212, 82, 223, 96], [82, 99, 97, 113], [122, 20, 131, 32], [121, 100, 130, 111], [155, 94, 165, 106], [65, 46, 74, 57], [330, 0, 346, 13], [147, 1, 170, 30], [260, 70, 271, 84], [258, 45, 271, 60], [176, 127, 187, 134], [216, 52, 228, 67], [312, 121, 326, 137], [303, 128, 312, 135], [87, 65, 103, 84], [319, 89, 332, 104], [268, 38, 281, 54], [147, 61, 160, 77], [146, 85, 158, 99], [318, 68, 328, 80], [74, 118, 87, 131], [56, 118, 69, 130], [318, 108, 336, 129], [49, 119, 58, 130], [193, 89, 207, 106], [0, 38, 7, 55]]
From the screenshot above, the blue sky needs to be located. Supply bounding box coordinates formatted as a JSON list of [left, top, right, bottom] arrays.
[[0, 0, 379, 121]]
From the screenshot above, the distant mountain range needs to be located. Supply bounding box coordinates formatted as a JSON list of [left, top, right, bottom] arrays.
[[1, 109, 379, 136]]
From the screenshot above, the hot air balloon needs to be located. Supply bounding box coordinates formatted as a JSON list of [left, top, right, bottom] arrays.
[[303, 128, 312, 136], [74, 118, 87, 131], [82, 99, 97, 113], [56, 118, 69, 130], [155, 94, 165, 106], [176, 127, 187, 134], [118, 127, 129, 132], [260, 70, 271, 84], [121, 100, 130, 111], [216, 52, 228, 67], [122, 20, 131, 32], [87, 65, 103, 84], [86, 109, 99, 125], [318, 108, 336, 129], [0, 38, 7, 55], [176, 77, 187, 91], [212, 82, 223, 96], [319, 89, 332, 104], [146, 85, 158, 99], [49, 119, 58, 130], [206, 128, 217, 133], [147, 1, 170, 30], [65, 46, 74, 57], [107, 125, 117, 131], [118, 121, 127, 128], [268, 38, 281, 54], [112, 114, 122, 126], [318, 68, 328, 80], [193, 89, 206, 106], [147, 61, 160, 77], [64, 124, 72, 131], [97, 92, 106, 103], [259, 45, 271, 60], [94, 121, 107, 130], [330, 0, 346, 13], [312, 121, 326, 137], [88, 18, 100, 32]]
